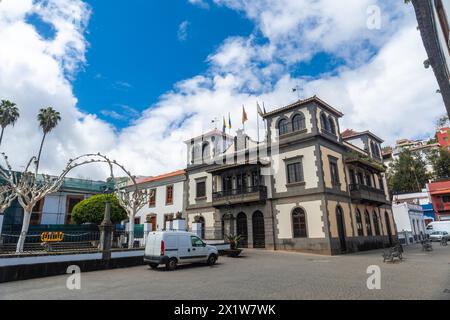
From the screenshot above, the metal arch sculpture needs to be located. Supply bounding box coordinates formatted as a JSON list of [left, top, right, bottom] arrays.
[[0, 152, 149, 253]]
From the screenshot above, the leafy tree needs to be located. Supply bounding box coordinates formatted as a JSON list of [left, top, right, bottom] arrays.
[[72, 194, 127, 225], [387, 150, 429, 194], [436, 114, 449, 128], [428, 148, 450, 180], [36, 107, 61, 173], [0, 100, 20, 146]]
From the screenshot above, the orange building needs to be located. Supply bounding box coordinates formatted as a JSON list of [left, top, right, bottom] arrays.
[[436, 127, 450, 150], [428, 180, 450, 221]]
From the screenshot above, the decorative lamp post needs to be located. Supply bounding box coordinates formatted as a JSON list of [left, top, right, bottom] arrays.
[[99, 185, 114, 260]]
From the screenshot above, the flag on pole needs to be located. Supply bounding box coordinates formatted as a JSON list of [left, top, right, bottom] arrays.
[[257, 102, 264, 117], [223, 116, 227, 133], [228, 113, 232, 129], [242, 105, 248, 125]]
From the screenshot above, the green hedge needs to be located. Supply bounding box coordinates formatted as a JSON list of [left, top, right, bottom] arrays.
[[72, 194, 127, 225]]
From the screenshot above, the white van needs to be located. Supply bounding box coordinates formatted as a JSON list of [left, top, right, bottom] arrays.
[[425, 221, 450, 235], [144, 231, 219, 270]]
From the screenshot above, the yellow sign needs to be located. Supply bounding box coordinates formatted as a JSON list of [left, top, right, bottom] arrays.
[[40, 232, 64, 243]]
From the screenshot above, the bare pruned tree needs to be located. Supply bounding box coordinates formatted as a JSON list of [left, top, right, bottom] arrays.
[[103, 159, 152, 248], [0, 153, 142, 253], [0, 185, 17, 214]]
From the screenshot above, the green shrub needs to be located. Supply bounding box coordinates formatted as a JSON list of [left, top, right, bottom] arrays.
[[72, 194, 127, 225]]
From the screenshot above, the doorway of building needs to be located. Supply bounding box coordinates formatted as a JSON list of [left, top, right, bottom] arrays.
[[30, 199, 45, 226], [147, 215, 157, 232], [236, 212, 248, 248], [198, 216, 206, 239], [336, 206, 347, 253], [385, 212, 393, 246], [252, 211, 265, 249], [65, 196, 84, 225]]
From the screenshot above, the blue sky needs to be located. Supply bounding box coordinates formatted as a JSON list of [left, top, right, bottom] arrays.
[[72, 0, 255, 128], [64, 0, 348, 129]]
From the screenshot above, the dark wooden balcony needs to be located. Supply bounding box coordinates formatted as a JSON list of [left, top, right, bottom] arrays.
[[349, 184, 388, 206], [212, 185, 267, 207]]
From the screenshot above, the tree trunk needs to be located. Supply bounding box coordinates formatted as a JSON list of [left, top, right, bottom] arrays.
[[16, 209, 32, 254], [35, 133, 46, 174], [0, 127, 4, 147], [128, 213, 135, 249]]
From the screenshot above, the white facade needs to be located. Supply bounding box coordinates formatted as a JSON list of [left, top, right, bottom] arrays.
[[393, 202, 427, 244], [40, 192, 91, 225], [134, 171, 186, 231], [393, 190, 431, 206]]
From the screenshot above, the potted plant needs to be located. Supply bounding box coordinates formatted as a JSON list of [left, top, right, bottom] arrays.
[[175, 212, 183, 220], [224, 234, 243, 257]]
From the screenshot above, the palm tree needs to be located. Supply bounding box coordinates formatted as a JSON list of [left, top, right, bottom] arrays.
[[0, 100, 20, 147], [36, 107, 61, 173]]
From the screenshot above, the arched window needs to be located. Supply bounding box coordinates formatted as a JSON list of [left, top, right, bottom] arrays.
[[278, 119, 289, 135], [292, 208, 307, 238], [373, 211, 381, 236], [202, 142, 210, 159], [356, 210, 363, 236], [328, 116, 336, 135], [365, 210, 373, 236], [320, 112, 329, 132], [292, 113, 306, 132]]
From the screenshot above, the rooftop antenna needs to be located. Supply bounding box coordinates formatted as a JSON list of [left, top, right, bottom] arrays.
[[211, 117, 219, 130], [292, 84, 301, 100]]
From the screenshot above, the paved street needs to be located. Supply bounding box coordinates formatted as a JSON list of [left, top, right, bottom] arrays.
[[1, 244, 449, 300]]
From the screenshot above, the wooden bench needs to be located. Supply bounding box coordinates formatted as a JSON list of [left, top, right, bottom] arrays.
[[382, 244, 403, 263]]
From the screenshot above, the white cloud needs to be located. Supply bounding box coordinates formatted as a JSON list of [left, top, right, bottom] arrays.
[[188, 0, 210, 9], [0, 0, 445, 182], [177, 20, 190, 42], [0, 0, 115, 179]]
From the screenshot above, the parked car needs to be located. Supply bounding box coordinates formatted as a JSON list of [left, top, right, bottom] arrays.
[[429, 231, 449, 242], [144, 231, 219, 270]]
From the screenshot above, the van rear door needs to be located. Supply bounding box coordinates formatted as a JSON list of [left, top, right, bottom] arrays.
[[145, 232, 158, 257]]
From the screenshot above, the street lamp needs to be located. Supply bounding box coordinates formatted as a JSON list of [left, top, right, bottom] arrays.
[[99, 181, 114, 260]]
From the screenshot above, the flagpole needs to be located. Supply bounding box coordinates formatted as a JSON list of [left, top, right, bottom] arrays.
[[263, 102, 267, 141], [242, 106, 245, 132], [257, 103, 260, 143]]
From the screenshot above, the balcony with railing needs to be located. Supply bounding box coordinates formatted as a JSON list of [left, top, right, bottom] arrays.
[[349, 184, 388, 205], [345, 151, 386, 173], [212, 185, 268, 207]]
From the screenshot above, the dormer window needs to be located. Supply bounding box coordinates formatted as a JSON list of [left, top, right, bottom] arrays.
[[292, 113, 306, 132], [278, 119, 289, 135], [328, 116, 336, 135], [320, 112, 330, 132], [370, 141, 381, 158], [202, 142, 210, 159]]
